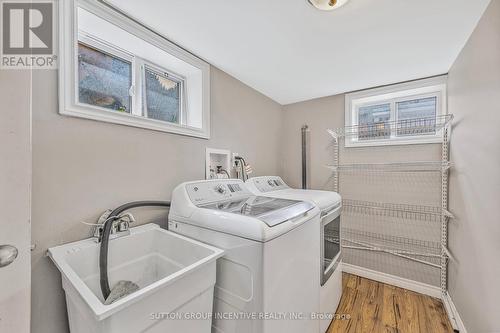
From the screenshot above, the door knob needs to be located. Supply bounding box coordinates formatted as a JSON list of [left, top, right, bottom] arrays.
[[0, 245, 18, 268]]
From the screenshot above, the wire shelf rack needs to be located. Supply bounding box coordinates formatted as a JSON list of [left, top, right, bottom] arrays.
[[343, 228, 441, 253], [342, 199, 452, 222], [327, 114, 453, 295], [325, 161, 451, 173], [327, 115, 453, 139], [342, 228, 445, 268]]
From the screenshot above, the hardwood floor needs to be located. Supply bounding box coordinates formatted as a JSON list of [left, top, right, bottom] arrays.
[[327, 273, 454, 333]]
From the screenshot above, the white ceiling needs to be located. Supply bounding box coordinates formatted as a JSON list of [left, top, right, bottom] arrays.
[[105, 0, 490, 105]]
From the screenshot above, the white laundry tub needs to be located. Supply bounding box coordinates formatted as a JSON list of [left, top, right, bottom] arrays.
[[48, 223, 224, 333]]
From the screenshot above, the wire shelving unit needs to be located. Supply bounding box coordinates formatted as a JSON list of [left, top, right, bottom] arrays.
[[327, 114, 454, 296]]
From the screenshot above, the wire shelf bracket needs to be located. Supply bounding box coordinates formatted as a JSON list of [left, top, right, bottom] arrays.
[[442, 209, 454, 219]]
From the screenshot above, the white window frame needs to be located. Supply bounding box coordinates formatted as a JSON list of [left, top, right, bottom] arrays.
[[59, 0, 211, 139], [344, 76, 447, 147]]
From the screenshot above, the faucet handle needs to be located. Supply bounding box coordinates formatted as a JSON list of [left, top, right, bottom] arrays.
[[117, 220, 129, 232], [97, 209, 113, 225], [92, 210, 135, 242], [91, 209, 113, 240], [118, 212, 136, 224], [116, 212, 135, 232]]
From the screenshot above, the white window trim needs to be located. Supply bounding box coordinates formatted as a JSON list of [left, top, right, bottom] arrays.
[[59, 0, 211, 139], [344, 76, 447, 147]]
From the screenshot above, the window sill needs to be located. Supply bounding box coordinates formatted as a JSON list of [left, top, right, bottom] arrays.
[[60, 105, 210, 139]]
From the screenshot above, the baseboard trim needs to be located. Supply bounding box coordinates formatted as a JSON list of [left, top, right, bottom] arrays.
[[442, 291, 467, 333], [341, 263, 442, 298]]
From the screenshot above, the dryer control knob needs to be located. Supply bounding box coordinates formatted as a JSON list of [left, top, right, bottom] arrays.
[[215, 185, 226, 194]]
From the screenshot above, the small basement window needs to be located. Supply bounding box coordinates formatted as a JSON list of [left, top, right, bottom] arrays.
[[142, 64, 183, 124], [344, 77, 447, 147], [77, 41, 133, 114], [60, 1, 210, 138]]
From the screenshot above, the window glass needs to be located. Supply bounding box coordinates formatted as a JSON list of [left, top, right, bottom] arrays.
[[396, 97, 437, 136], [78, 43, 132, 113], [358, 103, 391, 140], [143, 67, 181, 123]]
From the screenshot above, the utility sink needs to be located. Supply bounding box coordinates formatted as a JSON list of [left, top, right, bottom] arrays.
[[48, 223, 224, 333]]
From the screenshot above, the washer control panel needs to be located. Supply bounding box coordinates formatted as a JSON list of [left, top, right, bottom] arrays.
[[251, 176, 289, 193], [186, 180, 251, 205]]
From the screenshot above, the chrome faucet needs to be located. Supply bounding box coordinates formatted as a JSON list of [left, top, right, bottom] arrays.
[[92, 210, 136, 242]]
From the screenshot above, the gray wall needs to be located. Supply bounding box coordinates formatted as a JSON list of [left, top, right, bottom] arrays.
[[447, 1, 500, 332], [31, 66, 283, 333], [280, 95, 344, 190]]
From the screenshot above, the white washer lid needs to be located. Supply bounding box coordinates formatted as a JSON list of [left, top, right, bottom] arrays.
[[197, 196, 315, 227], [169, 179, 321, 242], [271, 189, 341, 212], [246, 176, 341, 212]]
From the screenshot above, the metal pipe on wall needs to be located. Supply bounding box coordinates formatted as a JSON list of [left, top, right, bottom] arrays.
[[301, 125, 309, 189]]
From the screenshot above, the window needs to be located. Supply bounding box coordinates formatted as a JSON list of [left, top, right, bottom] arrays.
[[358, 103, 391, 140], [77, 42, 132, 113], [60, 1, 210, 138], [345, 77, 447, 147], [143, 65, 183, 124], [396, 97, 437, 136]]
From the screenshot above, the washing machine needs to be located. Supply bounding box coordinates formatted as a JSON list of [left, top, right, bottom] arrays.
[[245, 176, 342, 333], [168, 179, 321, 333]]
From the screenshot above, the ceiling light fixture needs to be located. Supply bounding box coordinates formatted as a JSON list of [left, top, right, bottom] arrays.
[[307, 0, 350, 11]]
